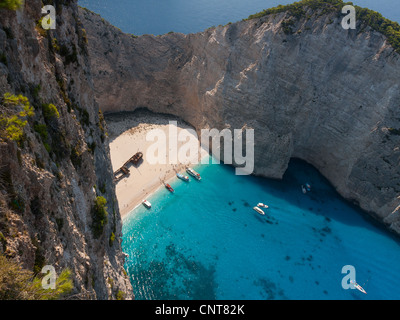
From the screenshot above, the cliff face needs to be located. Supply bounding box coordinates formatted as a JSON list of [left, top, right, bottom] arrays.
[[0, 1, 132, 299], [80, 6, 400, 234]]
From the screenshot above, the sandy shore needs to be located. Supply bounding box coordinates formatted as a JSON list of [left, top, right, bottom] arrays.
[[106, 110, 208, 219]]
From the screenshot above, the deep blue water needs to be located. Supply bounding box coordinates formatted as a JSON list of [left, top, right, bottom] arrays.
[[78, 0, 400, 36], [122, 158, 400, 300]]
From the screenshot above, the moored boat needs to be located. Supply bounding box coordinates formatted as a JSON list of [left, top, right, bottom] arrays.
[[186, 167, 201, 180], [302, 183, 311, 194], [165, 183, 174, 193], [257, 203, 269, 209], [253, 206, 265, 215], [142, 199, 151, 209], [176, 173, 189, 182]]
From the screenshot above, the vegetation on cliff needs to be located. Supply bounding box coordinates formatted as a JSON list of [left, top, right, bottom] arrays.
[[246, 0, 400, 53], [0, 253, 73, 300], [0, 93, 34, 145], [356, 6, 400, 53], [246, 0, 343, 20], [92, 196, 108, 238], [0, 0, 22, 10]]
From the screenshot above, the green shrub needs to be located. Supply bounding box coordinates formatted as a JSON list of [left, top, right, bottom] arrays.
[[0, 253, 73, 300], [76, 106, 90, 127], [32, 268, 74, 300], [59, 44, 78, 65], [33, 84, 41, 97], [116, 290, 125, 300], [0, 253, 33, 299], [99, 182, 106, 194], [34, 123, 52, 153], [355, 6, 400, 53], [2, 93, 32, 110], [51, 38, 60, 52], [92, 196, 108, 238], [34, 124, 48, 141], [109, 232, 115, 247], [246, 0, 343, 21], [87, 141, 96, 154], [42, 103, 59, 121], [3, 116, 27, 143], [0, 0, 23, 10], [55, 217, 64, 231], [0, 231, 7, 251], [33, 245, 46, 275], [0, 93, 34, 144], [35, 17, 47, 38], [70, 145, 82, 169], [282, 18, 296, 34]]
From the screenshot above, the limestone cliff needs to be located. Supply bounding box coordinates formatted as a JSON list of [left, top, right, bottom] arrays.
[[80, 3, 400, 234], [0, 1, 132, 299]]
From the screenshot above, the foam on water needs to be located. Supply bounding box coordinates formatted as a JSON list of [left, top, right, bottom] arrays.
[[122, 158, 400, 300]]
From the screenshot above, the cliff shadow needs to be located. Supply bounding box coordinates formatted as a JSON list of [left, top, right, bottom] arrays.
[[249, 157, 400, 244]]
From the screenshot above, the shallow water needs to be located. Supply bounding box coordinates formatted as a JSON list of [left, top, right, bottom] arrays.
[[122, 158, 400, 300]]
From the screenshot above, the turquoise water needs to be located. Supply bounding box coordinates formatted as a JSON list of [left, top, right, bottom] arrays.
[[78, 0, 400, 36], [122, 158, 400, 300]]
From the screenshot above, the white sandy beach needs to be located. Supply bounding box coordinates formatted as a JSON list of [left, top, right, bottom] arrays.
[[106, 111, 209, 219]]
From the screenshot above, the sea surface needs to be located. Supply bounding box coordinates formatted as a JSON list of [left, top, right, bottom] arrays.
[[122, 158, 400, 300], [78, 0, 400, 35]]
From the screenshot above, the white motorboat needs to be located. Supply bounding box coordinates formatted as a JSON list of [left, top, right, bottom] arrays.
[[350, 280, 367, 294], [253, 206, 265, 215], [142, 199, 152, 209], [186, 167, 201, 180], [257, 203, 269, 209]]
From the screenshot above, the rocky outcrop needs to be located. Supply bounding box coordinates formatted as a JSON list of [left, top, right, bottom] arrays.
[[0, 1, 132, 299], [80, 5, 400, 234]]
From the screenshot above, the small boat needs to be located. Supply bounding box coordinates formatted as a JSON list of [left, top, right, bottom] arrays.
[[142, 199, 151, 209], [257, 203, 269, 209], [302, 183, 311, 194], [165, 183, 174, 193], [350, 280, 367, 294], [186, 167, 201, 180], [176, 173, 189, 182], [253, 206, 265, 215]]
